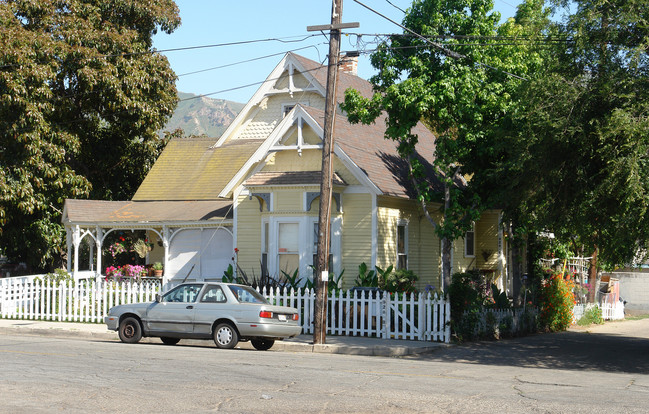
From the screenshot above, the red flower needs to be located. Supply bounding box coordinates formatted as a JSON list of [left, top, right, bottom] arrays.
[[234, 248, 239, 253]]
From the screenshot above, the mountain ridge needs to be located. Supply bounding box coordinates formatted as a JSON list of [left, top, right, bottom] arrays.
[[162, 92, 244, 138]]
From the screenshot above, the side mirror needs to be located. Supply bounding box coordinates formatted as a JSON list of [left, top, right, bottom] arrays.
[[155, 294, 162, 303]]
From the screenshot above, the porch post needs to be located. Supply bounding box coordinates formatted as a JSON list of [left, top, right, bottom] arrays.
[[88, 241, 94, 272], [66, 227, 72, 273], [96, 226, 103, 278], [162, 226, 170, 285], [72, 225, 81, 280]]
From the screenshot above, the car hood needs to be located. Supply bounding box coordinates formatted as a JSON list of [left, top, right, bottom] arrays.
[[108, 302, 154, 315]]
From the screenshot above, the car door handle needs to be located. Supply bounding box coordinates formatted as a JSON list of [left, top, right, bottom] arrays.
[[186, 305, 193, 309]]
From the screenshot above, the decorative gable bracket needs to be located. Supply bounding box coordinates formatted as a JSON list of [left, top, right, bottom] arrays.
[[306, 192, 341, 213], [251, 193, 271, 212]]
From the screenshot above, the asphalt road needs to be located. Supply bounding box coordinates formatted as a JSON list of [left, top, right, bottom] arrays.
[[1, 319, 648, 413]]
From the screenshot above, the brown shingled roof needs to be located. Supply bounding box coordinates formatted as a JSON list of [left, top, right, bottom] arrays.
[[63, 199, 232, 224], [291, 53, 440, 198], [244, 171, 346, 187], [133, 137, 264, 201], [301, 106, 440, 198]]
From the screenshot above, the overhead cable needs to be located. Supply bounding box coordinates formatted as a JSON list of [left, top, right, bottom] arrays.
[[351, 0, 528, 80]]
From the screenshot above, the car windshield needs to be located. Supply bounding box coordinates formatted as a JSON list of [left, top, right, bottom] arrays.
[[227, 285, 268, 304]]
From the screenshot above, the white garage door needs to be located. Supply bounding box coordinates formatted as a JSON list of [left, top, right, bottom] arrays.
[[167, 228, 233, 281]]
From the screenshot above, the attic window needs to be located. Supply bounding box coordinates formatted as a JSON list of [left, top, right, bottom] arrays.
[[283, 104, 295, 117], [282, 101, 309, 118]]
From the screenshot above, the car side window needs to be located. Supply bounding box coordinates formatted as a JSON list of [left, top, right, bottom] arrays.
[[200, 286, 226, 303], [228, 285, 267, 304], [162, 284, 203, 303]]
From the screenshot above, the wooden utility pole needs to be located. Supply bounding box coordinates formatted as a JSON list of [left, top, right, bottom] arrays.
[[307, 0, 358, 345]]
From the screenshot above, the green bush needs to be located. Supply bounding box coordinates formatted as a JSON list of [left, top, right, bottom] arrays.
[[379, 268, 418, 293], [34, 268, 74, 286], [577, 305, 604, 326], [448, 270, 487, 317], [354, 262, 378, 287]]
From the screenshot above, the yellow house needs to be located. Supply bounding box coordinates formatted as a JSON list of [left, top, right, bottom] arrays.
[[62, 53, 507, 292]]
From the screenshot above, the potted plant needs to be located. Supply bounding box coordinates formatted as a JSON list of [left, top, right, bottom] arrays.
[[152, 262, 163, 277]]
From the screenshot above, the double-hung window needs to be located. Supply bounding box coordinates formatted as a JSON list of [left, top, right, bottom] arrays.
[[278, 222, 300, 275], [465, 223, 475, 257], [397, 221, 408, 270]]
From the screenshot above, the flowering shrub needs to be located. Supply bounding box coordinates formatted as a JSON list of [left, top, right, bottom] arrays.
[[105, 264, 146, 281], [107, 241, 127, 258], [539, 272, 576, 331]]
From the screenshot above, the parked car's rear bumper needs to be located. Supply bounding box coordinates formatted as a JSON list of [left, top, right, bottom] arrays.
[[238, 322, 302, 339]]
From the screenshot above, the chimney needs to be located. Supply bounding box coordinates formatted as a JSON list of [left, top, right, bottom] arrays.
[[339, 51, 359, 76]]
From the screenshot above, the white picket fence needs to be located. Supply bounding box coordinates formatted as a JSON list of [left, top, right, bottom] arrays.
[[0, 278, 451, 343], [572, 302, 625, 323], [0, 278, 160, 323]]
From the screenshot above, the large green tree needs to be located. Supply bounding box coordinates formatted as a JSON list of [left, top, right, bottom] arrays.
[[342, 0, 551, 289], [481, 0, 649, 279], [0, 0, 180, 270]]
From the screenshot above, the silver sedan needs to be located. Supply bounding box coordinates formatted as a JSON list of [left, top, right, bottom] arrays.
[[105, 282, 302, 351]]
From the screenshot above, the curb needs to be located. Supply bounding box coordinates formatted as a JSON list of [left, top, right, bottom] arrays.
[[0, 324, 446, 357]]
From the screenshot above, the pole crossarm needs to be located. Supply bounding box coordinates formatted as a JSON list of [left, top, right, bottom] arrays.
[[306, 22, 359, 32]]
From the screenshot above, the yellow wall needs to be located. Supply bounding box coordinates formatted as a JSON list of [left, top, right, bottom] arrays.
[[340, 193, 373, 289], [476, 210, 500, 270], [235, 193, 263, 278], [377, 197, 442, 290], [450, 210, 502, 284], [263, 148, 360, 187]]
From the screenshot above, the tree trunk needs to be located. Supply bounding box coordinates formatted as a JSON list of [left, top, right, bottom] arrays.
[[441, 237, 452, 291]]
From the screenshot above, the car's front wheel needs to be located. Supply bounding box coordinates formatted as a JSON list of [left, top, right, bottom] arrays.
[[160, 337, 180, 345], [251, 338, 275, 351], [118, 317, 142, 344], [213, 323, 238, 349]]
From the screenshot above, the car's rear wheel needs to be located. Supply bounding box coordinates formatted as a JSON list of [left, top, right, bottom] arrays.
[[118, 317, 142, 343], [251, 339, 275, 351], [213, 323, 238, 349], [160, 337, 180, 345]]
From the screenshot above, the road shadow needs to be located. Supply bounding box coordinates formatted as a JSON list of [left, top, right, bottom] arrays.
[[413, 330, 649, 374]]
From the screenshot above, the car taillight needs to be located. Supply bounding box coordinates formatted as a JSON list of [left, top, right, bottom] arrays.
[[292, 314, 299, 321], [259, 311, 273, 318]]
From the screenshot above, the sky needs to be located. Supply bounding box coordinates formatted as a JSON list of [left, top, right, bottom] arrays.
[[152, 0, 521, 104]]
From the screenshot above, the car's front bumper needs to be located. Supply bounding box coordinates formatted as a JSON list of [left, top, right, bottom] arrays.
[[105, 315, 119, 331]]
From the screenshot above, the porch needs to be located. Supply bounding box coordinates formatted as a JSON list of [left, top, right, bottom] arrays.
[[62, 199, 235, 285]]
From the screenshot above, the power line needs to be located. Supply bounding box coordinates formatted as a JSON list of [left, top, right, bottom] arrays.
[[179, 63, 330, 102], [384, 0, 407, 14], [351, 0, 528, 80], [177, 45, 325, 77], [2, 59, 333, 139], [0, 34, 323, 69]]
